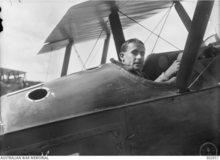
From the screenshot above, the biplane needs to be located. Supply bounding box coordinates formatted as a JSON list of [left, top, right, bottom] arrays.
[[0, 67, 42, 97], [0, 67, 27, 96], [0, 0, 219, 155]]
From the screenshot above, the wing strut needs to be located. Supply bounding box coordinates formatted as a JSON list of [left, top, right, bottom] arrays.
[[61, 40, 73, 77], [101, 34, 111, 64], [174, 1, 191, 32], [176, 0, 214, 93], [109, 4, 125, 61]]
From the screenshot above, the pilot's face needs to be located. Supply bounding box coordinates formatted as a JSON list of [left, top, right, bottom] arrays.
[[120, 43, 145, 71]]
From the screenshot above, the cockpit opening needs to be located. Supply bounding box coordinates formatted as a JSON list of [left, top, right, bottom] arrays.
[[26, 87, 50, 102]]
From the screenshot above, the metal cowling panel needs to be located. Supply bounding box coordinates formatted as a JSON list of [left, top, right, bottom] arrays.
[[0, 63, 177, 135]]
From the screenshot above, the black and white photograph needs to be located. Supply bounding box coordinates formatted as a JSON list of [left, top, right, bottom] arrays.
[[0, 0, 219, 157]]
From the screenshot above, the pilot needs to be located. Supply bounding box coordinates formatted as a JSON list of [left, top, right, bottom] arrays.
[[110, 38, 180, 82]]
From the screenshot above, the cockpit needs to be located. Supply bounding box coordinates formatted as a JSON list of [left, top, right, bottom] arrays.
[[142, 31, 220, 91]]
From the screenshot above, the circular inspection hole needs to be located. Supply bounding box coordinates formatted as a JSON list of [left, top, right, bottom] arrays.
[[26, 87, 50, 102]]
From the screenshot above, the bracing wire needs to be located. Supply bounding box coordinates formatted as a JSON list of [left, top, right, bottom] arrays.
[[188, 54, 219, 89], [45, 50, 53, 82], [81, 18, 109, 70], [118, 10, 181, 50], [73, 43, 86, 70], [118, 0, 128, 9], [9, 0, 12, 6], [144, 3, 173, 43], [88, 42, 103, 67], [150, 3, 174, 54]]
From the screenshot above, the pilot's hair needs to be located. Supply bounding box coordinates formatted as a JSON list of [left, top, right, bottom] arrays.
[[121, 38, 144, 52]]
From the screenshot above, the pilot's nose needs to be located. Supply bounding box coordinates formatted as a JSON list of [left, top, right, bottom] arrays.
[[136, 53, 142, 59]]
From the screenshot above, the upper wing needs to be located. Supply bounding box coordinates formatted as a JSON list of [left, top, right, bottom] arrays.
[[38, 0, 178, 54], [0, 67, 26, 75]]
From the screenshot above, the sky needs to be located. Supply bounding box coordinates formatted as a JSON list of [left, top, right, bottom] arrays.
[[0, 0, 219, 82]]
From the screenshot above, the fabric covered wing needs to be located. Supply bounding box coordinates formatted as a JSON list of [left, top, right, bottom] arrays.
[[39, 0, 179, 54]]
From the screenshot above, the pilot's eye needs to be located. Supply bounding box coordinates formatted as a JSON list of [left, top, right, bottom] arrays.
[[132, 50, 138, 55]]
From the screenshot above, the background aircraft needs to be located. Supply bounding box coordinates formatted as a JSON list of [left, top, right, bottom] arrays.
[[0, 67, 27, 96], [0, 0, 219, 155], [0, 67, 42, 97]]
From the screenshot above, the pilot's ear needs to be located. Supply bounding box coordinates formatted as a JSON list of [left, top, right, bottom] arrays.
[[119, 52, 124, 62]]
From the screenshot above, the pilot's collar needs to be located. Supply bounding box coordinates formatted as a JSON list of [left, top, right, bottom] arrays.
[[110, 58, 149, 79]]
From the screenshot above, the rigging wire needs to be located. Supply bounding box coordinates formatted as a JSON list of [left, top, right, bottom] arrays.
[[118, 10, 181, 50], [81, 18, 109, 70], [188, 54, 219, 89], [88, 42, 103, 67], [9, 0, 12, 6], [45, 50, 53, 82], [73, 43, 86, 70], [150, 3, 174, 54], [118, 0, 129, 9], [144, 3, 173, 43]]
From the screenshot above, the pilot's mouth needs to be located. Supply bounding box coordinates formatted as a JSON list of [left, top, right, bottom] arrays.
[[134, 62, 143, 66]]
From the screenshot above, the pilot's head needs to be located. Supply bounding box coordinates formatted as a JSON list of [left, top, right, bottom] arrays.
[[119, 38, 145, 72]]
